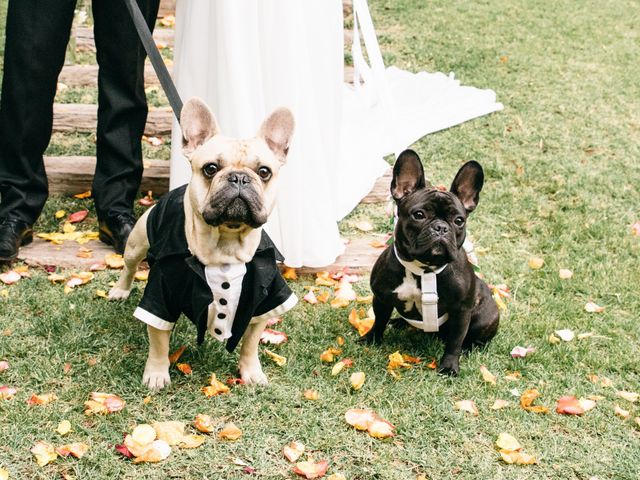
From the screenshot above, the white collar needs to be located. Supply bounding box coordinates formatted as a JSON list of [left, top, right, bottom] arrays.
[[393, 245, 448, 276]]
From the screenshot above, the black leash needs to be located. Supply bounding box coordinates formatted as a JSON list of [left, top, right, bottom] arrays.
[[123, 0, 183, 122]]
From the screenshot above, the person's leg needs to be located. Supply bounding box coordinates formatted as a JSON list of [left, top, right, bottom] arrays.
[[91, 0, 160, 252], [0, 0, 76, 259]]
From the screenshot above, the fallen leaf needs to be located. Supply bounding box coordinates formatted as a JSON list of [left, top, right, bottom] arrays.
[[632, 221, 640, 236], [303, 290, 318, 304], [260, 329, 288, 345], [548, 333, 560, 344], [139, 191, 155, 207], [0, 360, 8, 372], [368, 418, 396, 439], [354, 220, 374, 232], [283, 441, 305, 463], [31, 441, 58, 467], [73, 190, 91, 199], [218, 422, 242, 440], [56, 420, 72, 436], [327, 474, 346, 480], [584, 301, 604, 313], [115, 442, 134, 459], [387, 351, 414, 371], [350, 372, 365, 390], [616, 390, 638, 403], [344, 409, 395, 439], [145, 136, 164, 146], [510, 346, 536, 358], [180, 434, 206, 449], [27, 393, 57, 406], [168, 345, 186, 364], [132, 440, 171, 463], [176, 363, 192, 375], [426, 358, 438, 369], [315, 271, 337, 287], [336, 336, 345, 346], [504, 371, 522, 381], [65, 271, 94, 291], [319, 347, 341, 363], [55, 442, 89, 459], [193, 414, 215, 433], [55, 210, 66, 219], [266, 317, 282, 326], [330, 280, 356, 308], [0, 385, 17, 399], [264, 349, 287, 366], [293, 460, 329, 479], [0, 271, 21, 285], [62, 222, 76, 233], [527, 257, 544, 269], [95, 289, 108, 298], [480, 365, 497, 385], [67, 210, 88, 223], [159, 14, 175, 27], [520, 389, 549, 413], [614, 405, 630, 419], [303, 389, 319, 401], [559, 268, 573, 279], [554, 329, 575, 342], [153, 421, 186, 446], [496, 432, 521, 451], [454, 400, 479, 415], [202, 374, 230, 397], [347, 308, 374, 336], [356, 295, 373, 304], [499, 450, 537, 465], [84, 392, 125, 415], [89, 262, 107, 271], [491, 399, 511, 410], [226, 377, 245, 386], [105, 253, 124, 269], [283, 267, 298, 280], [587, 374, 612, 387], [316, 291, 330, 303], [331, 359, 353, 376], [370, 239, 387, 248], [556, 396, 585, 415], [134, 270, 149, 281]]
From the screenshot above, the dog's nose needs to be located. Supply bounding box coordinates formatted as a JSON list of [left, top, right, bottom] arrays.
[[431, 222, 449, 235], [228, 172, 251, 185]]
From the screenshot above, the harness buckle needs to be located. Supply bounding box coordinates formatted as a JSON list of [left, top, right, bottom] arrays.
[[421, 292, 439, 305]]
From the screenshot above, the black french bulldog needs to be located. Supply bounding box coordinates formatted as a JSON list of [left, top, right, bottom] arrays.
[[363, 149, 499, 376]]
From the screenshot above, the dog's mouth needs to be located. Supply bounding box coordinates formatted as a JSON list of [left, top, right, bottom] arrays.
[[202, 188, 268, 229], [411, 234, 455, 267]]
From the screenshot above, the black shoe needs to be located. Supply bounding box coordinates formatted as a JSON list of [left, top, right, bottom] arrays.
[[0, 217, 34, 262], [98, 213, 136, 254]]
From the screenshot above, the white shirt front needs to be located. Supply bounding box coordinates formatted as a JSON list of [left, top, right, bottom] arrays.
[[204, 263, 247, 341]]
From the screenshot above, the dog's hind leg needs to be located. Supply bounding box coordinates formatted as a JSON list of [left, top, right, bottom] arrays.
[[108, 209, 152, 300], [238, 318, 269, 385], [142, 325, 171, 390]]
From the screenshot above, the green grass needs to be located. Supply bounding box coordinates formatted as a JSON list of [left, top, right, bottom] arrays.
[[2, 0, 640, 478]]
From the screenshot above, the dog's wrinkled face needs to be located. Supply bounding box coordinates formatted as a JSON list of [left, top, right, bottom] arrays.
[[180, 98, 294, 232], [392, 149, 484, 268]]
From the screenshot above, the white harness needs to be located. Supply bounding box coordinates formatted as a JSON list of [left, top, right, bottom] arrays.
[[393, 245, 449, 332]]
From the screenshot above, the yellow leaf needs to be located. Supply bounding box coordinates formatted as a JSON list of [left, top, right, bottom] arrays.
[[193, 414, 215, 433], [327, 475, 347, 480], [153, 421, 185, 446], [367, 418, 395, 439], [202, 374, 230, 397], [282, 267, 298, 280], [527, 257, 544, 269], [55, 442, 89, 459], [218, 422, 242, 440], [31, 441, 58, 466], [134, 270, 149, 281], [27, 393, 57, 406], [490, 399, 510, 410], [132, 440, 171, 463], [548, 333, 560, 344], [293, 460, 329, 479], [558, 268, 573, 279], [105, 253, 124, 269], [180, 434, 206, 449], [83, 392, 125, 415], [454, 400, 479, 415], [283, 440, 305, 463], [495, 432, 521, 452], [499, 449, 537, 465], [303, 389, 319, 401], [480, 365, 497, 385], [55, 210, 66, 219], [132, 424, 156, 446], [95, 289, 107, 298], [62, 222, 76, 233], [319, 347, 341, 363], [264, 348, 287, 366], [56, 420, 72, 436], [616, 390, 639, 403], [350, 372, 365, 390], [520, 389, 549, 413], [614, 405, 630, 419], [73, 190, 91, 199]]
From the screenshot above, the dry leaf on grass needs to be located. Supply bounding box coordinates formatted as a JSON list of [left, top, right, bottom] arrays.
[[84, 392, 125, 415], [55, 442, 89, 459], [344, 409, 395, 439], [283, 441, 305, 463], [218, 422, 242, 441], [614, 405, 630, 419], [67, 210, 88, 223], [31, 441, 58, 467], [584, 301, 604, 313], [105, 253, 125, 269], [527, 257, 544, 269], [520, 389, 548, 413], [554, 329, 575, 342], [27, 393, 57, 406], [555, 396, 596, 415], [168, 345, 186, 364], [319, 347, 342, 363], [559, 269, 573, 279], [454, 400, 479, 415], [350, 372, 365, 390], [491, 399, 511, 410], [304, 290, 318, 304], [202, 374, 230, 397], [480, 365, 497, 385], [176, 363, 192, 375], [282, 267, 298, 280], [260, 329, 288, 345], [0, 270, 21, 285], [615, 390, 639, 403], [0, 361, 9, 372], [264, 349, 287, 366], [132, 440, 171, 464], [331, 359, 353, 376], [193, 414, 215, 433], [293, 460, 329, 479], [303, 389, 319, 401], [510, 346, 536, 358], [56, 420, 72, 436], [0, 385, 17, 400]]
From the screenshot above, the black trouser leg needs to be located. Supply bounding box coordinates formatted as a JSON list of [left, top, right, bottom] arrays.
[[0, 0, 76, 225], [91, 0, 160, 221]]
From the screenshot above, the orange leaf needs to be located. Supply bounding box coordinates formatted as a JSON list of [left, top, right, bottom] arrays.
[[132, 440, 171, 463], [315, 271, 337, 287], [27, 393, 57, 406], [293, 460, 329, 479], [218, 422, 242, 440], [426, 358, 438, 369], [499, 450, 537, 465], [264, 348, 287, 366], [283, 267, 298, 280], [105, 253, 125, 269], [168, 345, 186, 364], [55, 442, 89, 459], [202, 374, 230, 397], [316, 291, 330, 303], [73, 190, 91, 199], [367, 418, 395, 439], [84, 392, 125, 415], [555, 395, 585, 415], [520, 389, 549, 413], [193, 414, 215, 433], [303, 389, 319, 401], [67, 210, 88, 223], [176, 363, 192, 375]]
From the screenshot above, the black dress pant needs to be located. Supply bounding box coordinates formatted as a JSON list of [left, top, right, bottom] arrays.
[[0, 0, 160, 225]]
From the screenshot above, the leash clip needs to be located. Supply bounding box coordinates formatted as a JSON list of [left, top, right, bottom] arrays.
[[421, 292, 438, 305]]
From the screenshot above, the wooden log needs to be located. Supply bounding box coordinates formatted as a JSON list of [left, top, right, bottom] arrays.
[[74, 27, 174, 52], [43, 156, 388, 203], [52, 103, 173, 136], [44, 156, 170, 196]]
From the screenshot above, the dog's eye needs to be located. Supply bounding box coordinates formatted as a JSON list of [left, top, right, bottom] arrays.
[[454, 216, 465, 226], [257, 166, 272, 181], [412, 210, 426, 220], [202, 163, 218, 178]]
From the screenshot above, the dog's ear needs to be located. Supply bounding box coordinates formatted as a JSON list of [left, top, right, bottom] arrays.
[[450, 161, 484, 213], [180, 97, 219, 157], [391, 149, 426, 201], [259, 107, 295, 163]]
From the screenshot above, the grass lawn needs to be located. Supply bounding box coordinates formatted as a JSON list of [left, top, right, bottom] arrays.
[[1, 0, 640, 478]]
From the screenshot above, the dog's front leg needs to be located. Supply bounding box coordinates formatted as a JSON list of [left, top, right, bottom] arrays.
[[238, 318, 269, 385], [362, 297, 394, 344], [142, 325, 171, 390], [438, 309, 472, 376]]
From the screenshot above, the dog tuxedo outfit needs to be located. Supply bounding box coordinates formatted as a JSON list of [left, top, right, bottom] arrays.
[[133, 185, 298, 351]]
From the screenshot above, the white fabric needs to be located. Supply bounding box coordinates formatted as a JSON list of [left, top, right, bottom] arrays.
[[134, 306, 175, 331], [204, 263, 246, 341], [170, 0, 503, 268], [393, 245, 448, 332]]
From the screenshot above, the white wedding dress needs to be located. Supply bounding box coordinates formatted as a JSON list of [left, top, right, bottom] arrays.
[[170, 0, 503, 268]]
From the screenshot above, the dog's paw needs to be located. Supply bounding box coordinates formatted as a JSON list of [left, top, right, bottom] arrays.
[[239, 360, 269, 386], [437, 354, 460, 377], [359, 331, 382, 345], [108, 286, 131, 300], [143, 361, 171, 390]]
